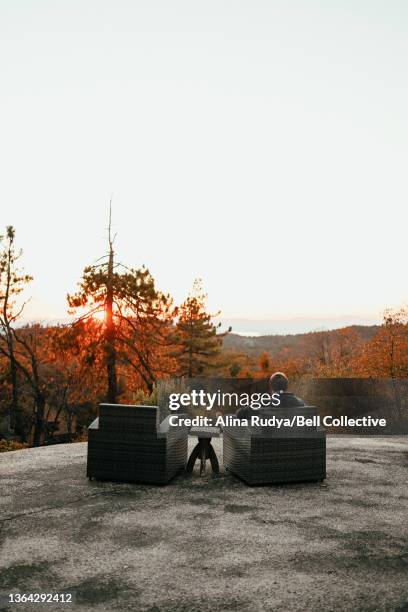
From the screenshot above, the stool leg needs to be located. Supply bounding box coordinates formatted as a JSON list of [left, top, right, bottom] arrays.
[[186, 443, 200, 473], [208, 443, 220, 474], [199, 441, 207, 475]]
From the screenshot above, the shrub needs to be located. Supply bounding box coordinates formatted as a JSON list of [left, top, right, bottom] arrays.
[[0, 439, 29, 452], [133, 385, 158, 406]]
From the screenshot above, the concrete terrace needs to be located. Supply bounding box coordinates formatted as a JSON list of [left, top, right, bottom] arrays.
[[0, 437, 407, 612]]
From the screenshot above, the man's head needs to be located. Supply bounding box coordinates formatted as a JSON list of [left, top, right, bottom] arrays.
[[269, 372, 289, 393]]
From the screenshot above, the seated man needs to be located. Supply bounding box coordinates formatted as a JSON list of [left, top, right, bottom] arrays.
[[268, 372, 305, 408], [235, 371, 304, 419]]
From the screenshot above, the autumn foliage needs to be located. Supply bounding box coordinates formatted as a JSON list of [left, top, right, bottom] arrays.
[[1, 224, 408, 447]]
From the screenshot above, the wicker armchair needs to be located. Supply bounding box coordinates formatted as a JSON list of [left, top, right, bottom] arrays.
[[87, 404, 188, 484], [223, 406, 326, 485]]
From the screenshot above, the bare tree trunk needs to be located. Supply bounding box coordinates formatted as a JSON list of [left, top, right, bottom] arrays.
[[188, 344, 193, 377], [32, 394, 46, 447], [4, 251, 20, 434], [388, 335, 403, 419], [9, 340, 20, 431], [105, 207, 117, 403]]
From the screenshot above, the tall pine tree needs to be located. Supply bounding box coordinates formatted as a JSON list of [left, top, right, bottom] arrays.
[[67, 204, 177, 399], [173, 279, 228, 377], [0, 226, 32, 435]]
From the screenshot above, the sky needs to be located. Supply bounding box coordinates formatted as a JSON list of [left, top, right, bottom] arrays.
[[1, 1, 407, 334]]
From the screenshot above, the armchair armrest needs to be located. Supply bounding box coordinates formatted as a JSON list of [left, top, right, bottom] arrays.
[[157, 414, 189, 439], [223, 423, 252, 439], [88, 417, 99, 430]]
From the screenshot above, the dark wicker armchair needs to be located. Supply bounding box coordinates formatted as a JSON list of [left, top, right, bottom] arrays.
[[223, 406, 326, 485], [87, 404, 188, 484]]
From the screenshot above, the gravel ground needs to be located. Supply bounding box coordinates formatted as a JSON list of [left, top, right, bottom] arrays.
[[0, 437, 407, 612]]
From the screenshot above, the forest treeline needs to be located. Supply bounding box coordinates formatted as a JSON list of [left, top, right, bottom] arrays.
[[1, 225, 408, 447]]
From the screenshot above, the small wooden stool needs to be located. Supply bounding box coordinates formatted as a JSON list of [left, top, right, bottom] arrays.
[[186, 426, 220, 475]]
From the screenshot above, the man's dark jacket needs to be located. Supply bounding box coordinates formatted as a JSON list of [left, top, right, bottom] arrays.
[[235, 391, 305, 420]]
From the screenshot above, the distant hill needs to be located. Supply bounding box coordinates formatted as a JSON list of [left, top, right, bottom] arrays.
[[220, 316, 381, 336], [222, 325, 379, 358]]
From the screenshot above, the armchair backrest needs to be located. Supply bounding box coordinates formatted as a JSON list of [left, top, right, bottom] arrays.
[[98, 404, 159, 433], [248, 405, 318, 437]]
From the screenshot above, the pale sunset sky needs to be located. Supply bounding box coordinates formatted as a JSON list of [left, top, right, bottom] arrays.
[[1, 1, 407, 333]]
